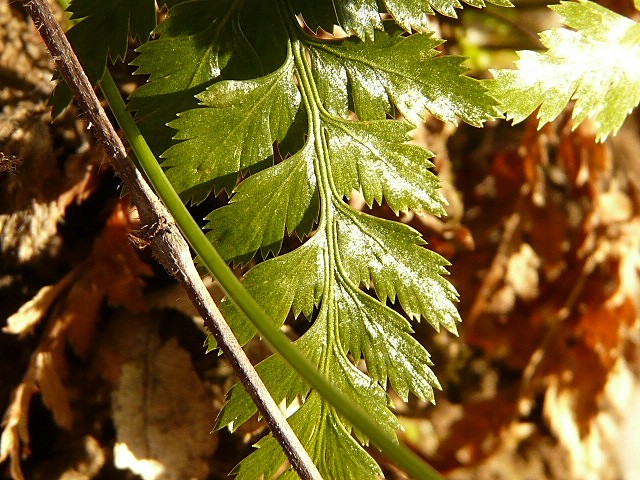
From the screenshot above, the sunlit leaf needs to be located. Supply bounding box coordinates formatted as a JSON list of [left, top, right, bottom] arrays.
[[309, 27, 499, 125], [490, 0, 640, 141], [162, 56, 301, 202], [128, 0, 288, 155]]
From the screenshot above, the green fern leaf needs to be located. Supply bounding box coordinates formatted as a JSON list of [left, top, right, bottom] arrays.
[[52, 0, 156, 114], [335, 208, 459, 331], [336, 279, 441, 401], [490, 0, 640, 141], [234, 394, 387, 479], [216, 238, 324, 349], [204, 142, 319, 264], [294, 0, 513, 36], [128, 0, 289, 155], [294, 0, 383, 40], [384, 0, 512, 25], [162, 57, 301, 202], [220, 316, 402, 479], [309, 27, 499, 125], [324, 119, 444, 213], [145, 0, 499, 477], [209, 210, 459, 477]]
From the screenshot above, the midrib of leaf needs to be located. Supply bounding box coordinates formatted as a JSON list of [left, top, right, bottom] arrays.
[[216, 5, 449, 475], [291, 37, 340, 376], [292, 37, 408, 330], [289, 2, 405, 449]]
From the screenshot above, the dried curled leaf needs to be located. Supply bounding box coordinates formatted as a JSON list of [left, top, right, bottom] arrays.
[[95, 312, 218, 480]]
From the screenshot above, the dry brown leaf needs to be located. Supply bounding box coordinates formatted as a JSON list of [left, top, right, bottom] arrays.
[[423, 105, 640, 480], [0, 201, 66, 264], [35, 350, 73, 428], [63, 200, 153, 358], [557, 120, 610, 195], [3, 270, 78, 337], [598, 220, 640, 309], [87, 201, 153, 310], [0, 148, 102, 265], [618, 381, 640, 479], [0, 383, 36, 480], [1, 325, 74, 480], [446, 424, 570, 480], [104, 314, 217, 480], [0, 1, 53, 95], [45, 199, 151, 360], [505, 243, 540, 302], [542, 357, 633, 480], [1, 319, 75, 480], [58, 436, 106, 480], [412, 384, 520, 472]]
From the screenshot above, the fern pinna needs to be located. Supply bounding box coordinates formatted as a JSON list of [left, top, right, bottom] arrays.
[[60, 0, 505, 477]]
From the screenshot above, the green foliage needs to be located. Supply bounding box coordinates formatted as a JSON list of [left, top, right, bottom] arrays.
[[204, 142, 318, 264], [490, 0, 640, 141], [294, 0, 513, 35], [138, 1, 497, 477], [308, 28, 497, 125], [52, 0, 156, 114], [128, 0, 289, 156]]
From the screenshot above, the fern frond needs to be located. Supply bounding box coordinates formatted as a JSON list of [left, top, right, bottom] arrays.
[[131, 0, 500, 477]]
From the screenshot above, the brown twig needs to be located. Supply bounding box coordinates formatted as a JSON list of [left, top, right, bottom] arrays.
[[21, 1, 321, 478]]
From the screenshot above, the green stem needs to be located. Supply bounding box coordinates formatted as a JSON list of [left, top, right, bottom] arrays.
[[101, 69, 443, 479]]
